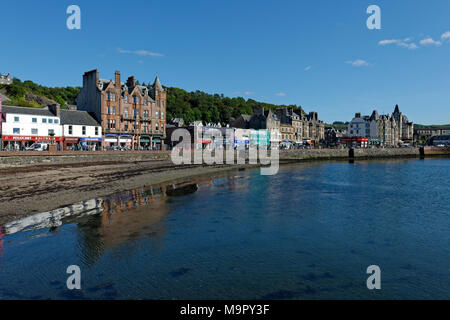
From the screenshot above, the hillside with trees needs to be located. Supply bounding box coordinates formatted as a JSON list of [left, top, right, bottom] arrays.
[[1, 77, 305, 125]]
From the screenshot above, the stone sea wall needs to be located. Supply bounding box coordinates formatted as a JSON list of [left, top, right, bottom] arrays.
[[0, 147, 449, 167]]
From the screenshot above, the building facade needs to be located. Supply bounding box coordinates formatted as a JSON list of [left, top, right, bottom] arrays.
[[60, 109, 102, 150], [76, 70, 166, 150], [1, 105, 63, 150], [346, 105, 413, 147]]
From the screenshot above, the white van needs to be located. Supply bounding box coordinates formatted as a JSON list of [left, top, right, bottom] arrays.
[[26, 143, 49, 151]]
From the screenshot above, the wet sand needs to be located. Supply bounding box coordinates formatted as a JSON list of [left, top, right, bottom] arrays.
[[0, 160, 252, 225]]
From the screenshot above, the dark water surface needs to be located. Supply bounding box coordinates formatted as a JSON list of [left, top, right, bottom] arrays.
[[0, 159, 449, 299]]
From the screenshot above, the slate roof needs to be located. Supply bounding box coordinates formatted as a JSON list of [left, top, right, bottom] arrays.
[[1, 105, 55, 117], [60, 109, 100, 126]]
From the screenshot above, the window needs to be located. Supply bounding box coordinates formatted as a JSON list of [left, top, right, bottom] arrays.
[[82, 126, 86, 135], [161, 112, 164, 119], [54, 119, 59, 124], [156, 111, 159, 119], [69, 125, 73, 135], [48, 129, 55, 135], [14, 116, 19, 122], [13, 128, 20, 134], [49, 119, 53, 124], [42, 118, 47, 123], [95, 127, 99, 135], [107, 93, 115, 101], [124, 108, 129, 118], [108, 120, 116, 129], [32, 118, 37, 123], [156, 123, 159, 131], [31, 128, 38, 135], [133, 96, 139, 104], [124, 96, 128, 103], [161, 101, 164, 108]]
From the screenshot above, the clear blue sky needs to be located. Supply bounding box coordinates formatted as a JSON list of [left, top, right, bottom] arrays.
[[1, 0, 449, 124]]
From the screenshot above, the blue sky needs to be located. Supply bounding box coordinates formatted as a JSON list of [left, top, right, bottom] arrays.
[[1, 0, 450, 124]]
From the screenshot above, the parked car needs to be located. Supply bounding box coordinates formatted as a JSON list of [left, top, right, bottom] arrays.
[[25, 143, 49, 151]]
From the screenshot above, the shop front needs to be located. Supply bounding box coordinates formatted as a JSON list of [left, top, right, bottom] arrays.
[[119, 135, 133, 149], [64, 137, 79, 150], [341, 137, 369, 148], [104, 134, 119, 148], [140, 135, 151, 150], [2, 135, 63, 150], [80, 137, 102, 151], [151, 135, 165, 150]]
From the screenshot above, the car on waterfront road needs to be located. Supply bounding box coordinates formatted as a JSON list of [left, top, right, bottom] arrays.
[[25, 143, 49, 151]]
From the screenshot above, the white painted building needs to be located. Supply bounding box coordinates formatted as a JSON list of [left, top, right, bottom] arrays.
[[348, 113, 370, 138], [1, 105, 62, 150], [60, 109, 102, 150]]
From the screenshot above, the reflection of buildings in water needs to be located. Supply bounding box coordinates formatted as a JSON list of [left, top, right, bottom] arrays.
[[76, 186, 172, 265], [2, 198, 103, 235]]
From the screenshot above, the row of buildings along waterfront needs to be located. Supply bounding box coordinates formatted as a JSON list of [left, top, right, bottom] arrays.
[[0, 100, 102, 150], [0, 69, 167, 151], [166, 107, 325, 150], [228, 107, 325, 147], [341, 105, 414, 147]]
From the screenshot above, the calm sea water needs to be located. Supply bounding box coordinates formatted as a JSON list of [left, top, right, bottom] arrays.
[[0, 159, 449, 299]]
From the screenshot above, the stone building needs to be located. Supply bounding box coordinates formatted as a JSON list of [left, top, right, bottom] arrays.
[[76, 69, 166, 150], [275, 108, 303, 143], [0, 73, 12, 85], [249, 108, 281, 144], [303, 111, 325, 145], [347, 105, 413, 146], [324, 127, 343, 147]]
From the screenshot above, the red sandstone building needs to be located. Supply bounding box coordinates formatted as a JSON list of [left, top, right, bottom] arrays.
[[76, 70, 166, 149]]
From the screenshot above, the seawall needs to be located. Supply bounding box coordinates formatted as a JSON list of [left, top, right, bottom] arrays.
[[0, 147, 449, 168]]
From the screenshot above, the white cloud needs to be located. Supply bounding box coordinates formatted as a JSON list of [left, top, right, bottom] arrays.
[[234, 91, 255, 96], [378, 39, 418, 50], [441, 31, 450, 40], [276, 92, 286, 97], [304, 66, 312, 71], [346, 59, 370, 67], [378, 39, 399, 46], [117, 48, 164, 57], [419, 37, 442, 46]]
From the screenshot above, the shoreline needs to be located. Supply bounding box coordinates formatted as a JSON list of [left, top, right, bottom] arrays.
[[1, 148, 450, 225]]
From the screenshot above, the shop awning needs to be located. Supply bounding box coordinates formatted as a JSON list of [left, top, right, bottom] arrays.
[[140, 138, 150, 143]]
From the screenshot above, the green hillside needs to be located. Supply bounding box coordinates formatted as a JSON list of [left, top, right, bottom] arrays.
[[0, 77, 305, 125]]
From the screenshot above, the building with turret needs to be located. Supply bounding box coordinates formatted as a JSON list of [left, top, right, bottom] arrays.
[[76, 70, 166, 150], [345, 105, 413, 147]]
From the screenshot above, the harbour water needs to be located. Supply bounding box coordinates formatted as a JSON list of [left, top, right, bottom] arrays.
[[0, 159, 449, 299]]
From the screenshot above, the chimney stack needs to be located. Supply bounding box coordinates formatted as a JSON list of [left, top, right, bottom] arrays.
[[127, 76, 136, 88], [49, 104, 61, 117], [115, 71, 121, 87]]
